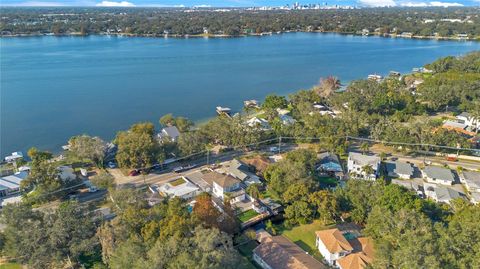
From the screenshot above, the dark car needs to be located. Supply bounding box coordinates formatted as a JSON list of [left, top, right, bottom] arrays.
[[129, 170, 140, 176]]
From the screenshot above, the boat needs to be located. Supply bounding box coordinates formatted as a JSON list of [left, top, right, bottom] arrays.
[[216, 106, 232, 116]]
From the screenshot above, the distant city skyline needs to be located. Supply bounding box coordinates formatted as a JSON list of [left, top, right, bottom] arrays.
[[1, 0, 479, 8]]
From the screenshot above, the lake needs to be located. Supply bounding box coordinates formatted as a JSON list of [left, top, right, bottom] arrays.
[[1, 33, 479, 156]]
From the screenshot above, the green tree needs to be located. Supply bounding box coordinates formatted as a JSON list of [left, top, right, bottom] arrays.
[[68, 134, 106, 166], [262, 94, 288, 109], [115, 122, 160, 169]]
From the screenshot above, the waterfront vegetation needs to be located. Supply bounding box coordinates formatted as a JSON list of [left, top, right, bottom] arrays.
[[1, 52, 479, 268], [1, 7, 480, 39]]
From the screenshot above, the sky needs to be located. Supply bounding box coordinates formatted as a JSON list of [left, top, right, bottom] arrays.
[[0, 0, 479, 8]]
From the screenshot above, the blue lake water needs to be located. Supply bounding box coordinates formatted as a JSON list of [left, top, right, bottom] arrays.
[[1, 33, 479, 156]]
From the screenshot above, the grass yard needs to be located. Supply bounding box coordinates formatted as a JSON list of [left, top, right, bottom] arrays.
[[0, 263, 22, 269], [169, 177, 186, 186], [316, 176, 338, 186], [237, 209, 259, 223], [280, 220, 334, 260]]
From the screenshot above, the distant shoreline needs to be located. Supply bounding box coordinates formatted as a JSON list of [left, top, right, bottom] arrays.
[[1, 30, 479, 42]]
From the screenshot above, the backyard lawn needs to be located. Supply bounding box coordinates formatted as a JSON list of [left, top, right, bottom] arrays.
[[237, 209, 259, 223], [280, 220, 334, 260], [0, 263, 22, 269]]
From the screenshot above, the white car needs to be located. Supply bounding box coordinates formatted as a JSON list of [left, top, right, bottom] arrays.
[[88, 186, 98, 193], [269, 146, 279, 152]]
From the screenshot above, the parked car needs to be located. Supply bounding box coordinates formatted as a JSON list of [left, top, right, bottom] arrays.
[[173, 164, 197, 173], [129, 170, 140, 176], [88, 186, 98, 193], [269, 146, 279, 152]]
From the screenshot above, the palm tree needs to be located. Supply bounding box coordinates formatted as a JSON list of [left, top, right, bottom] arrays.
[[360, 142, 370, 154], [314, 76, 341, 98], [362, 165, 375, 179]]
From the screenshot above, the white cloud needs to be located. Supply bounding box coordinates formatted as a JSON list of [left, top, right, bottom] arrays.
[[400, 1, 428, 6], [194, 4, 212, 7], [96, 1, 135, 7], [359, 0, 396, 6], [429, 1, 464, 6], [399, 1, 464, 6]]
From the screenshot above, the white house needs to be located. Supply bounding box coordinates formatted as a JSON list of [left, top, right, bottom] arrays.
[[158, 126, 181, 142], [157, 177, 200, 200], [0, 171, 28, 197], [4, 152, 23, 163], [247, 117, 271, 131], [315, 228, 354, 266], [203, 171, 245, 203], [422, 166, 455, 185], [423, 183, 463, 205], [347, 152, 381, 180], [385, 161, 414, 179], [456, 112, 479, 131], [460, 171, 480, 193]]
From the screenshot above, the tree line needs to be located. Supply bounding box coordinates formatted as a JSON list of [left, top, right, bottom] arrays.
[[1, 7, 480, 38]]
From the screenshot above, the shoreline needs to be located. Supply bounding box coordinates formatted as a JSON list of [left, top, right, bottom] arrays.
[[1, 30, 479, 42]]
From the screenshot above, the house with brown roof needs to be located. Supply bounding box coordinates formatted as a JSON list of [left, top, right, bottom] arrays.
[[253, 234, 326, 269], [315, 228, 354, 266], [337, 237, 375, 269]]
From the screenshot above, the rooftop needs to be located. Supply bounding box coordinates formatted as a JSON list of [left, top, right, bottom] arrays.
[[385, 161, 414, 176], [435, 186, 462, 202], [348, 152, 380, 168], [443, 120, 467, 130], [158, 177, 199, 197], [161, 126, 180, 138], [315, 228, 354, 254], [0, 171, 28, 190], [253, 235, 327, 269], [202, 170, 240, 188], [461, 171, 480, 189], [423, 166, 455, 182]]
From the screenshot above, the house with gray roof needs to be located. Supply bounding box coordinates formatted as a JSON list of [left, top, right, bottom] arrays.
[[347, 152, 381, 180], [422, 166, 455, 186], [0, 171, 28, 197], [215, 159, 261, 186], [423, 183, 464, 205], [317, 152, 344, 179], [470, 192, 480, 205], [460, 171, 480, 193], [385, 161, 414, 179], [157, 126, 181, 142]]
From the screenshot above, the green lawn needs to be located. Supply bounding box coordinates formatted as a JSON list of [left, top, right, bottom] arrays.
[[280, 220, 334, 260], [316, 176, 338, 186], [0, 263, 22, 269], [169, 178, 186, 186], [237, 209, 260, 223]]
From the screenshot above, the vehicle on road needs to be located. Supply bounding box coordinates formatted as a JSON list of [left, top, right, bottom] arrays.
[[446, 155, 458, 162], [269, 146, 279, 152], [88, 186, 98, 193], [173, 164, 197, 173], [129, 170, 140, 176]]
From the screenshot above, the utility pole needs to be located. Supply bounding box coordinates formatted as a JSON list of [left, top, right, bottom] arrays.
[[278, 136, 282, 153]]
